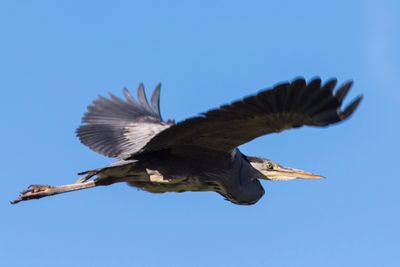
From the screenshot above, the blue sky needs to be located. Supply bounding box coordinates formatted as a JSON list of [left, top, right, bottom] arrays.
[[1, 0, 399, 266]]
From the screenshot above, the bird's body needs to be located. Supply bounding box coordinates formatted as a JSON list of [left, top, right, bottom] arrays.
[[12, 77, 362, 205], [92, 148, 264, 204]]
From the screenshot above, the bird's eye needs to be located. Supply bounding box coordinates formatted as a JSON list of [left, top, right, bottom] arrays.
[[266, 162, 274, 170]]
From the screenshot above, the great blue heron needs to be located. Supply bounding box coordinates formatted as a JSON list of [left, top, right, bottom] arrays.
[[12, 77, 362, 205]]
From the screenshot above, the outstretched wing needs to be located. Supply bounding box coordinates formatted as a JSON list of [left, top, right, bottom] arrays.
[[76, 84, 173, 158], [133, 77, 362, 157]]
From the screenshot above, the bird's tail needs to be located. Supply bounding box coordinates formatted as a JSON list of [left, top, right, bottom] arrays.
[[77, 159, 143, 183]]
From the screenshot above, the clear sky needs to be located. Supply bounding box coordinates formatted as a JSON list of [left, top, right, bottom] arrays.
[[1, 0, 399, 266]]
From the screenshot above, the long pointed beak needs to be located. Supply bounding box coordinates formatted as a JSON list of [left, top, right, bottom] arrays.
[[277, 166, 325, 179]]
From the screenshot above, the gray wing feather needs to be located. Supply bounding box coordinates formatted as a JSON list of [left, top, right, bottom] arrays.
[[76, 84, 172, 158], [150, 84, 162, 118], [137, 84, 152, 113], [133, 77, 362, 157]]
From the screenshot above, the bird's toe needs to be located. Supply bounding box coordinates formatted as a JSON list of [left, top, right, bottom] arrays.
[[11, 185, 54, 204]]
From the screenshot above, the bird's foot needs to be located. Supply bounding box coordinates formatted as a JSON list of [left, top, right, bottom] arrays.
[[11, 184, 54, 204], [75, 170, 98, 184]]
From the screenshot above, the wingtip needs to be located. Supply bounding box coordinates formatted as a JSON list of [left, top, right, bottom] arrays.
[[152, 83, 162, 98], [107, 91, 118, 99], [322, 78, 338, 91], [123, 87, 130, 95], [123, 87, 136, 103], [291, 76, 306, 85], [335, 80, 354, 104], [339, 94, 363, 120], [137, 83, 145, 96], [151, 83, 162, 118], [307, 77, 322, 89]]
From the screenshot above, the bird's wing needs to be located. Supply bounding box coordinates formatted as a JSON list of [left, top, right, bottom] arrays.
[[76, 84, 173, 158], [133, 77, 362, 156]]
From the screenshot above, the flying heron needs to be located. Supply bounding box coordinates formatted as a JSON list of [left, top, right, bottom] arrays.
[[12, 77, 362, 205]]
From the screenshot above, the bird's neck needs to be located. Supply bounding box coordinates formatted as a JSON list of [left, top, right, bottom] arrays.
[[222, 176, 264, 205], [223, 154, 265, 204]]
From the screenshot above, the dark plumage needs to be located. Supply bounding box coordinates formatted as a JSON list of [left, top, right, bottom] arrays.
[[135, 78, 361, 157]]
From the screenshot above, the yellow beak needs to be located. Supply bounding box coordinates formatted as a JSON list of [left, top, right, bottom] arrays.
[[279, 166, 325, 179]]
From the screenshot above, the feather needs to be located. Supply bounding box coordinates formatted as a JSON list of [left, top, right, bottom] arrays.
[[132, 77, 362, 157], [76, 84, 172, 158]]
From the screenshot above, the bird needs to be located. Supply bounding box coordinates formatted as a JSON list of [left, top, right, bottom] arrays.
[[11, 77, 362, 205]]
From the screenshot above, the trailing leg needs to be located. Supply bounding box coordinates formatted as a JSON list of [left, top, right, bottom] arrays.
[[11, 160, 148, 204], [11, 176, 134, 205], [11, 181, 97, 204]]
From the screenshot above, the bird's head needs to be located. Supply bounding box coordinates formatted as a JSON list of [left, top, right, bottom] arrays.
[[247, 156, 324, 181]]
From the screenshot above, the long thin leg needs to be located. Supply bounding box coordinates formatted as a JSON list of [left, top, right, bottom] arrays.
[[11, 176, 133, 205]]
